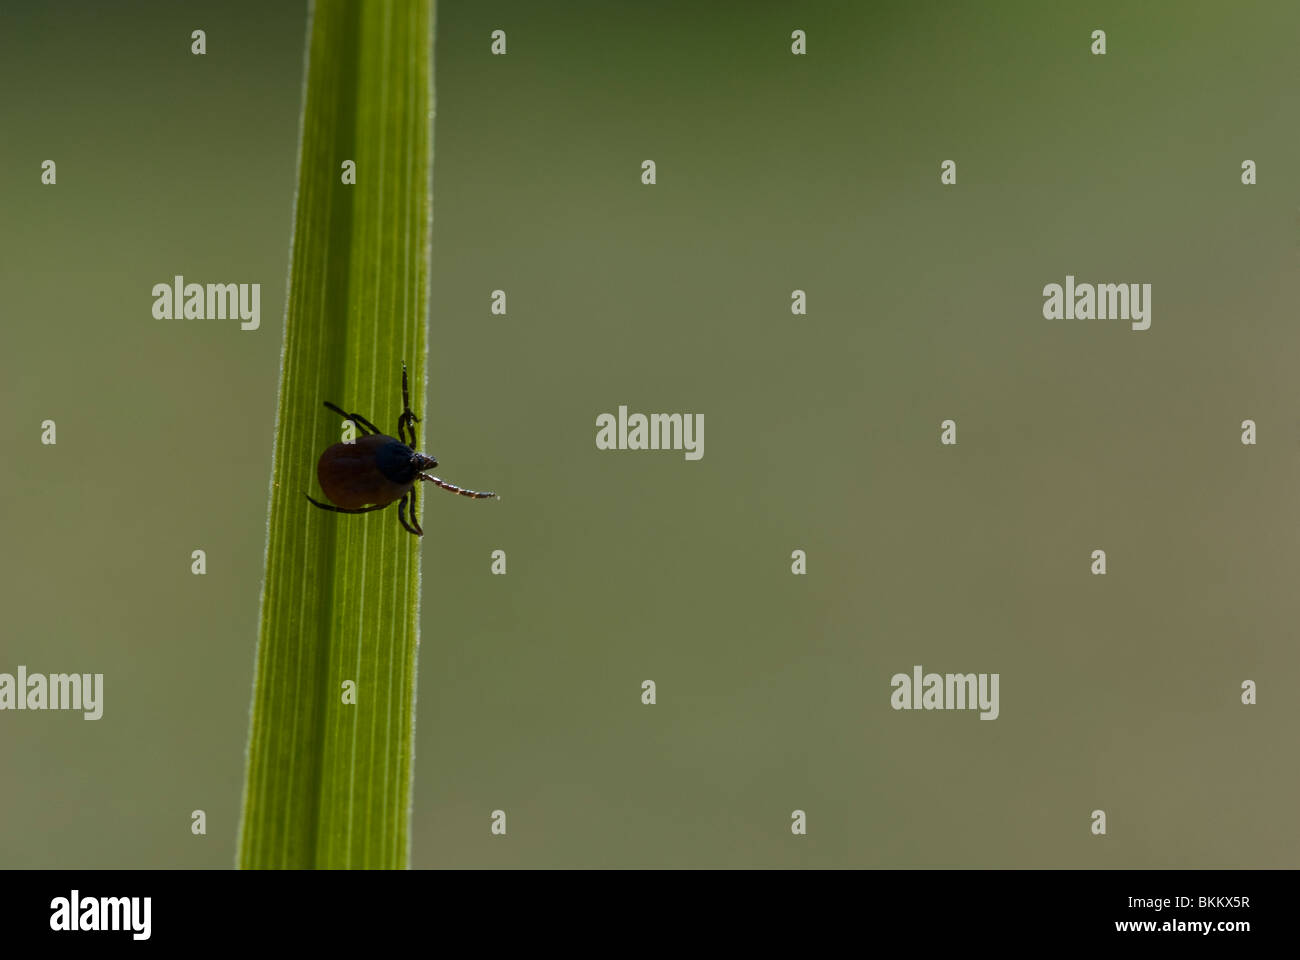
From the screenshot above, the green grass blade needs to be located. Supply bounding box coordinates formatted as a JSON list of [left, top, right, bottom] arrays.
[[239, 0, 434, 870]]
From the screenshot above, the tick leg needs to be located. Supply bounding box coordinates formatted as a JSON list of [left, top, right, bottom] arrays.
[[398, 363, 421, 446], [304, 493, 391, 514], [408, 483, 424, 536], [398, 410, 418, 447], [402, 363, 417, 419], [418, 474, 498, 500], [323, 402, 382, 437], [397, 491, 424, 537]]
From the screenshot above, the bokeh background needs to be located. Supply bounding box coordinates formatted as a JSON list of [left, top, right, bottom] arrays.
[[2, 0, 1297, 868]]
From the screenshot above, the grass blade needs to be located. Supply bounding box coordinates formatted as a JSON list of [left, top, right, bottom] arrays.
[[239, 0, 434, 869]]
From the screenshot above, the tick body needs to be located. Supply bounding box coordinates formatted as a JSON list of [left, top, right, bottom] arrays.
[[316, 433, 430, 509], [305, 364, 496, 537]]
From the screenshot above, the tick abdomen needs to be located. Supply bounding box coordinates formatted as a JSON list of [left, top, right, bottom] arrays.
[[317, 434, 416, 509]]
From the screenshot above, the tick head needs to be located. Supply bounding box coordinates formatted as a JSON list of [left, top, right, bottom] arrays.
[[413, 452, 438, 471]]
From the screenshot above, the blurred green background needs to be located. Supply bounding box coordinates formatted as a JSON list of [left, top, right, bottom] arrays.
[[2, 0, 1297, 868]]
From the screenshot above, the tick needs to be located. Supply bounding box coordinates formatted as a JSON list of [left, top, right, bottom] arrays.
[[305, 364, 497, 537]]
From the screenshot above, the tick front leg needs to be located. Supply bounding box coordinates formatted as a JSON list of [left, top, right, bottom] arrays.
[[417, 474, 498, 500], [398, 363, 421, 446], [397, 410, 419, 447]]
